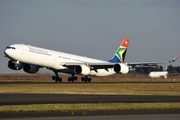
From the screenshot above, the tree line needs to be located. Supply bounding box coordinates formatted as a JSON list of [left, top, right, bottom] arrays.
[[136, 64, 180, 74]]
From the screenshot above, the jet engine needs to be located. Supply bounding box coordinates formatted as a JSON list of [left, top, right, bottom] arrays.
[[74, 65, 90, 75], [23, 64, 39, 73], [8, 60, 23, 70], [113, 63, 129, 74]]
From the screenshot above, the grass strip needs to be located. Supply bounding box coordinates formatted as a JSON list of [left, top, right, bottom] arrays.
[[0, 83, 180, 95], [0, 103, 180, 113]]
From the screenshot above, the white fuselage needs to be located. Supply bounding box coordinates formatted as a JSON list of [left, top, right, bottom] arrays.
[[5, 44, 115, 76], [148, 71, 168, 78]]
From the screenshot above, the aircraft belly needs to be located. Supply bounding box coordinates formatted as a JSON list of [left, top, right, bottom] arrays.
[[57, 69, 74, 74], [89, 68, 115, 77]]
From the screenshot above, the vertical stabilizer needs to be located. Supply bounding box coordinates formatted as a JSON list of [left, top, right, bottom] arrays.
[[109, 39, 129, 63], [165, 64, 168, 71]]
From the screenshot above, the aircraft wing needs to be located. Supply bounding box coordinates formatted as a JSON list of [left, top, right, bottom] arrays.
[[63, 57, 178, 70], [64, 62, 115, 70], [64, 57, 178, 69], [127, 57, 178, 68]]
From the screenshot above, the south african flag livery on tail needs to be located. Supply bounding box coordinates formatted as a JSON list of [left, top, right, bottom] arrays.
[[109, 39, 129, 63]]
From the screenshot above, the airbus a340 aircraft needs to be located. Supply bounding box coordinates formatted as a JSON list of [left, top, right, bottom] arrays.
[[148, 64, 169, 78], [4, 39, 178, 82]]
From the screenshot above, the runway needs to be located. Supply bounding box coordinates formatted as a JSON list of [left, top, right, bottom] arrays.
[[1, 82, 180, 119], [0, 94, 180, 105], [1, 111, 180, 119], [0, 81, 180, 84]]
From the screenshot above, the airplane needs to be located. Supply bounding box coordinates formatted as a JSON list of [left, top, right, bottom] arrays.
[[148, 64, 168, 78], [4, 39, 178, 82]]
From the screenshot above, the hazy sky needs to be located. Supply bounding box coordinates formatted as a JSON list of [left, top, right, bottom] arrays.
[[0, 0, 180, 74]]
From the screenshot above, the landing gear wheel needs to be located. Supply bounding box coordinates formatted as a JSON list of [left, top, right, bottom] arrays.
[[68, 77, 71, 82], [68, 74, 78, 82], [74, 76, 78, 81], [81, 76, 91, 83], [52, 76, 56, 80], [59, 78, 62, 82], [88, 78, 91, 83], [52, 72, 62, 82], [85, 76, 88, 83], [81, 77, 84, 82]]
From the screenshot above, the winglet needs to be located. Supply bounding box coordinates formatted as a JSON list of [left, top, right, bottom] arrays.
[[171, 57, 178, 62]]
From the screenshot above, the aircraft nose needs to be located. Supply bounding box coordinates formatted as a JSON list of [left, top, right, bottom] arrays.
[[4, 48, 10, 57], [4, 49, 8, 56]]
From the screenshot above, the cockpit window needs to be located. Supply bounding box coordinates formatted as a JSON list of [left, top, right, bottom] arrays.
[[7, 47, 16, 49]]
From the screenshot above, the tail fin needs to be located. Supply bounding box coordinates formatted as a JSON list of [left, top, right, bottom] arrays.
[[165, 64, 168, 71], [108, 38, 129, 63]]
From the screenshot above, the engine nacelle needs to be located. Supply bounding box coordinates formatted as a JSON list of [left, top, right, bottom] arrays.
[[23, 64, 39, 73], [113, 63, 129, 74], [74, 65, 90, 75], [8, 60, 23, 70]]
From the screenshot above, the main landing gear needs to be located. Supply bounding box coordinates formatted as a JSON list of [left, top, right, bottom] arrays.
[[52, 72, 92, 83], [68, 75, 91, 83], [68, 74, 78, 82], [52, 72, 62, 82], [81, 76, 91, 83]]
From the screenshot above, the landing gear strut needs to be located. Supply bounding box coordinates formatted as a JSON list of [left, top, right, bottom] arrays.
[[68, 74, 78, 82], [81, 76, 91, 83], [52, 71, 62, 82]]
